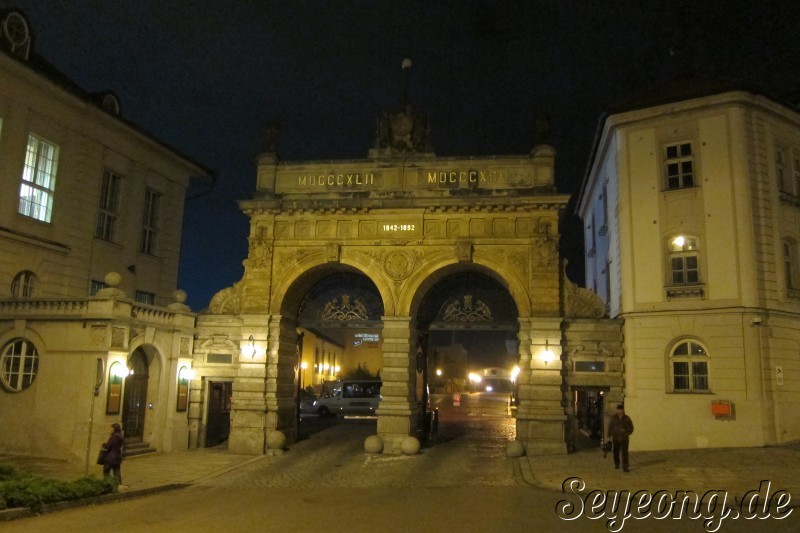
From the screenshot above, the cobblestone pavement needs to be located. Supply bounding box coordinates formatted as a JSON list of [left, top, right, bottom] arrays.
[[205, 412, 520, 489]]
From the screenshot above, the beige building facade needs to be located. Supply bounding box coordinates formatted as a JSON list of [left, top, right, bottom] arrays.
[[0, 10, 211, 464], [578, 80, 800, 450]]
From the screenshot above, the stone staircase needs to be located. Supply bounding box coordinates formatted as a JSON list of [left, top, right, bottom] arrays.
[[123, 441, 157, 458]]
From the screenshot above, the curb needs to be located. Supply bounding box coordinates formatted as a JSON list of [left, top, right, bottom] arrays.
[[0, 483, 189, 522]]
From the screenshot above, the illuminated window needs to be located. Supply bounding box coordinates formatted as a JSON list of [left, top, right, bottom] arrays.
[[96, 170, 122, 241], [11, 270, 36, 298], [19, 134, 58, 222], [1, 339, 39, 392], [664, 142, 694, 190], [139, 188, 160, 255], [668, 235, 700, 285], [670, 339, 709, 392]]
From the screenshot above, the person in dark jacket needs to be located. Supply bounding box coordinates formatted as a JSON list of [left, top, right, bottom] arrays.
[[102, 422, 124, 484], [608, 403, 634, 472]]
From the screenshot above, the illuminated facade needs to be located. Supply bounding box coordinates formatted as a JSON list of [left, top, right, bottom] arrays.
[[0, 10, 211, 463], [191, 98, 621, 455], [578, 80, 800, 449]]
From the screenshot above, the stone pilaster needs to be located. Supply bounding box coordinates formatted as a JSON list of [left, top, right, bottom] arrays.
[[227, 317, 271, 455], [376, 316, 417, 454], [264, 314, 299, 443], [515, 317, 567, 455]]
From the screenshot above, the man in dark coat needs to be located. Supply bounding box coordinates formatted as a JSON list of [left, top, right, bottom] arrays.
[[608, 403, 634, 472], [102, 422, 124, 484]]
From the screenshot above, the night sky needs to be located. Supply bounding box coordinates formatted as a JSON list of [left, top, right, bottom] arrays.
[[5, 1, 800, 310]]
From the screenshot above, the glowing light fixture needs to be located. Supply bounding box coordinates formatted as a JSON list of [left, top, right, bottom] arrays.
[[241, 335, 256, 359], [672, 235, 686, 248], [436, 368, 443, 377], [468, 372, 482, 383], [300, 362, 308, 370], [110, 361, 132, 379], [510, 365, 520, 382], [541, 340, 555, 365]]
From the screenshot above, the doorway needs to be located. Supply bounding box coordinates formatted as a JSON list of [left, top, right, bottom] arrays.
[[122, 350, 149, 442], [571, 387, 607, 451], [206, 381, 232, 447]]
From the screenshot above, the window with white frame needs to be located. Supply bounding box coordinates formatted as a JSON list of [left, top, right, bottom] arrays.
[[668, 235, 700, 285], [18, 134, 59, 222], [1, 338, 39, 392], [784, 238, 799, 291], [96, 170, 122, 241], [670, 339, 709, 392], [10, 270, 37, 298], [664, 142, 695, 190], [776, 146, 800, 196], [139, 188, 160, 255]]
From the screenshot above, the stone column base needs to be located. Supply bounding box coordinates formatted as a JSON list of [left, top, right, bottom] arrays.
[[517, 418, 567, 455], [377, 411, 417, 454], [228, 410, 265, 455]]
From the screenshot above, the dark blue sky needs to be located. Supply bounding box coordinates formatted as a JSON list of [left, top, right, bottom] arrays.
[[6, 1, 800, 309]]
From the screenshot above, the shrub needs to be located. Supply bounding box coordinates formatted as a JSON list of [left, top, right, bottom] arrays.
[[0, 464, 18, 481], [0, 472, 117, 512]]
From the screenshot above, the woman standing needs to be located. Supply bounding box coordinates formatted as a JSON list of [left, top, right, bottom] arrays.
[[102, 422, 124, 484]]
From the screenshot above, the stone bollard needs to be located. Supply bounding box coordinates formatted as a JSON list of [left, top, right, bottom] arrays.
[[266, 430, 287, 456], [364, 434, 384, 454], [400, 435, 420, 455], [505, 440, 526, 457]]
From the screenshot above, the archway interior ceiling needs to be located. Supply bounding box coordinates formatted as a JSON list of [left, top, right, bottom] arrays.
[[296, 271, 518, 330], [294, 271, 520, 367]]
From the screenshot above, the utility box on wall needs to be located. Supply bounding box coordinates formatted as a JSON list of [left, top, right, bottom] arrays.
[[711, 400, 732, 418]]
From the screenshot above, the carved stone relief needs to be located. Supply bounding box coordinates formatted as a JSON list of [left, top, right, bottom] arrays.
[[321, 294, 370, 321], [441, 295, 492, 322], [208, 285, 242, 315], [326, 243, 340, 263], [563, 263, 606, 319], [533, 238, 559, 270], [384, 250, 416, 280]]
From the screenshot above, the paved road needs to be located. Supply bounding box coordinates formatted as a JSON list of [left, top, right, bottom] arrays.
[[3, 399, 797, 532]]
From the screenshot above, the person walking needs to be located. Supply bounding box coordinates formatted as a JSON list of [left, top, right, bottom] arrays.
[[608, 403, 634, 472], [102, 422, 124, 484]]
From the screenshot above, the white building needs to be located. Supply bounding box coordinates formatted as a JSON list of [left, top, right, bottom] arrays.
[[0, 10, 212, 463], [578, 78, 800, 450]]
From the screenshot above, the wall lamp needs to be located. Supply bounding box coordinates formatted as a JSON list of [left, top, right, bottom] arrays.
[[541, 340, 555, 365], [241, 335, 256, 359]]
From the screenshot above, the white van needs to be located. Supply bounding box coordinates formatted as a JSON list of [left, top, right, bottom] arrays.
[[313, 379, 382, 417]]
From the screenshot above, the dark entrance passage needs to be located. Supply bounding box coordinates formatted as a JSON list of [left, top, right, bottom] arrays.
[[122, 350, 149, 442], [415, 271, 519, 444], [570, 387, 607, 451], [206, 381, 232, 447]]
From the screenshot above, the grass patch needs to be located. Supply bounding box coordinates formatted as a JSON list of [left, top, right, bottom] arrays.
[[0, 463, 117, 513]]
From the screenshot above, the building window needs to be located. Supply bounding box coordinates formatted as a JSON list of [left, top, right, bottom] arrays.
[[1, 339, 39, 392], [18, 134, 58, 222], [784, 239, 800, 295], [11, 270, 37, 298], [96, 170, 122, 241], [135, 291, 155, 305], [664, 142, 694, 190], [668, 235, 700, 284], [670, 339, 709, 392], [139, 188, 160, 255], [89, 279, 107, 295]]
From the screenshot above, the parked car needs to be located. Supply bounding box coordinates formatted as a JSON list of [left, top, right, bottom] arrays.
[[313, 379, 382, 417]]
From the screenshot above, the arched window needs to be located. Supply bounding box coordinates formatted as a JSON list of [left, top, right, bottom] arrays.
[[668, 235, 700, 285], [11, 270, 37, 298], [1, 338, 39, 392], [670, 339, 709, 392]]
